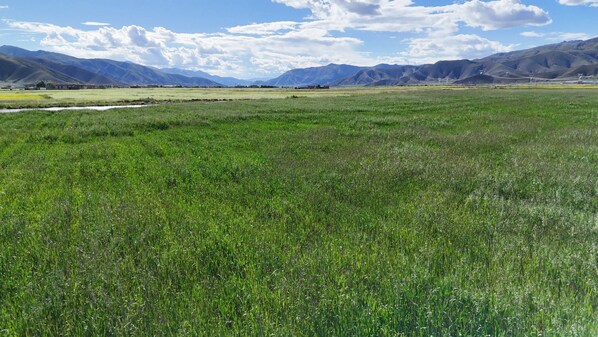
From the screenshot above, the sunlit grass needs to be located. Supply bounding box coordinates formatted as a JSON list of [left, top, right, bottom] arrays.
[[0, 88, 596, 336], [0, 92, 47, 100], [2, 85, 597, 108]]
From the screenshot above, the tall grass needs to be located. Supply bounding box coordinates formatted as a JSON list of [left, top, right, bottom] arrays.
[[0, 88, 596, 336]]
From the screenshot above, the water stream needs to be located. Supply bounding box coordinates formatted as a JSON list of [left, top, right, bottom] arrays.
[[0, 104, 153, 114]]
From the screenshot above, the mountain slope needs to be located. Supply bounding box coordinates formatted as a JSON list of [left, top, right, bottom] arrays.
[[478, 38, 598, 64], [334, 65, 419, 86], [330, 37, 598, 86], [160, 68, 251, 86], [334, 60, 485, 86], [0, 46, 222, 86], [262, 64, 366, 87], [0, 53, 117, 85], [2, 37, 598, 87]]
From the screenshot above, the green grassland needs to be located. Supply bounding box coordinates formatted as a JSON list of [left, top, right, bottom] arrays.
[[3, 85, 595, 109], [0, 87, 399, 109], [0, 88, 596, 336]]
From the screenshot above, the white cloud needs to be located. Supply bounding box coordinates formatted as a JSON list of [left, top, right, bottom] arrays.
[[82, 21, 110, 27], [453, 0, 551, 31], [520, 31, 591, 41], [0, 5, 8, 9], [273, 0, 551, 32], [557, 0, 598, 7], [2, 1, 556, 77], [4, 20, 372, 77], [556, 32, 592, 40], [227, 21, 299, 35], [273, 0, 386, 18], [400, 34, 514, 64], [271, 0, 549, 65], [521, 31, 543, 37]]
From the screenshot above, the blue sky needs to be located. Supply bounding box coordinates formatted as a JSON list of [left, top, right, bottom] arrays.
[[1, 1, 597, 78]]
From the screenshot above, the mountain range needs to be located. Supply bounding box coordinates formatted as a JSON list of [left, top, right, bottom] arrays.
[[262, 37, 598, 86], [0, 46, 221, 87], [261, 64, 367, 87], [1, 37, 597, 88], [159, 68, 252, 87]]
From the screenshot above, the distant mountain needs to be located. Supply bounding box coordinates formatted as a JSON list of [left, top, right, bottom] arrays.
[[161, 68, 252, 86], [262, 64, 367, 87], [332, 37, 598, 86], [0, 53, 117, 85], [334, 65, 419, 86], [0, 46, 222, 87], [2, 37, 597, 87], [478, 38, 598, 64], [476, 37, 598, 79], [454, 74, 498, 85]]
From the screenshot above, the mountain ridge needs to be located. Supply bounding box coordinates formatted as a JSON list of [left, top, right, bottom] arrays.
[[0, 46, 222, 87], [262, 64, 368, 87], [160, 68, 251, 87], [334, 38, 598, 86], [1, 37, 597, 87]]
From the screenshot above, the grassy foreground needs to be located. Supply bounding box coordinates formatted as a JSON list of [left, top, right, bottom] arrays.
[[0, 88, 596, 336]]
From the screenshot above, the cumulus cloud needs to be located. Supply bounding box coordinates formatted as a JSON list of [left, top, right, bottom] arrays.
[[4, 19, 371, 77], [273, 0, 386, 18], [557, 0, 598, 7], [3, 1, 556, 77], [270, 0, 548, 66], [453, 0, 551, 30], [0, 5, 8, 9], [401, 34, 514, 64], [273, 0, 551, 32]]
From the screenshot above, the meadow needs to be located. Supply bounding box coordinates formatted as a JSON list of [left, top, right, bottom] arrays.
[[0, 88, 596, 336], [3, 85, 594, 109], [0, 87, 395, 109]]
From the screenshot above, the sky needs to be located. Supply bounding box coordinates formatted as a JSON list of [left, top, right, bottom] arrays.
[[0, 1, 597, 78]]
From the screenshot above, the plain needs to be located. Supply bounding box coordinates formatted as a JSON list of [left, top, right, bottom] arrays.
[[0, 88, 596, 336]]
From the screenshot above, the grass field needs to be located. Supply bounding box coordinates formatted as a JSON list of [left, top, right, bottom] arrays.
[[0, 88, 596, 336], [0, 87, 398, 109], [2, 85, 597, 109]]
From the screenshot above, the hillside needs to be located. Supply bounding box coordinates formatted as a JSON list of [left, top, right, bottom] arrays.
[[333, 37, 598, 86], [1, 37, 597, 87], [262, 64, 366, 87], [0, 53, 117, 85], [334, 65, 418, 86], [160, 68, 251, 86], [0, 46, 222, 87]]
